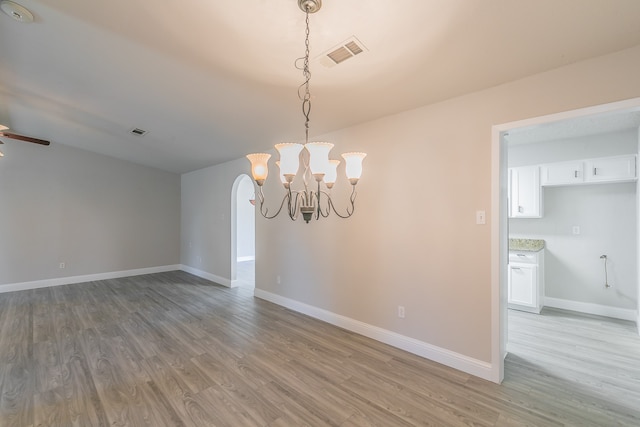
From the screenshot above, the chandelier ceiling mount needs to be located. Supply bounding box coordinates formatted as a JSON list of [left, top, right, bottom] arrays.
[[298, 0, 322, 14]]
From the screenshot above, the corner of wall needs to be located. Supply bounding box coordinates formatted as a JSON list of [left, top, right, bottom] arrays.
[[180, 264, 234, 288]]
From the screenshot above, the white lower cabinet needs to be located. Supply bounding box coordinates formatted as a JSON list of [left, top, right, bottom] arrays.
[[508, 250, 544, 313]]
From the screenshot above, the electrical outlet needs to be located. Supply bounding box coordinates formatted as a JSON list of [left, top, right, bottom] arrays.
[[59, 262, 65, 269], [398, 306, 405, 318]]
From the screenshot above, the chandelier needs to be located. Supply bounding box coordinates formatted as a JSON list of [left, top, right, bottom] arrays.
[[246, 0, 366, 223]]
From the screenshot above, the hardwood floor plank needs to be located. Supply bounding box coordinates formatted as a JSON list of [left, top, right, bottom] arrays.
[[141, 356, 224, 427], [0, 291, 33, 365], [343, 356, 500, 425], [145, 379, 186, 427], [32, 288, 55, 343], [0, 362, 35, 427], [34, 387, 68, 427], [191, 352, 281, 425], [61, 356, 109, 427], [33, 340, 62, 393], [339, 371, 483, 427]]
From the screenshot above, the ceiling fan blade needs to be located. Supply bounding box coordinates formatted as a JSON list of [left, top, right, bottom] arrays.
[[0, 132, 50, 146]]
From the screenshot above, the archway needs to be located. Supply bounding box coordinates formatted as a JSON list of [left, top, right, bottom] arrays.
[[231, 174, 255, 288]]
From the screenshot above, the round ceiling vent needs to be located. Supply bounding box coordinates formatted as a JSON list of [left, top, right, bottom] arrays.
[[0, 1, 34, 23]]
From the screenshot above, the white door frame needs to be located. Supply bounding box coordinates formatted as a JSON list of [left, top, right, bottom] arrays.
[[490, 97, 640, 383]]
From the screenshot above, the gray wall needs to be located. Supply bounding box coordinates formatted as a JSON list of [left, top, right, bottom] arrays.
[[0, 141, 180, 286], [509, 131, 637, 310], [236, 175, 255, 260], [181, 157, 248, 280]]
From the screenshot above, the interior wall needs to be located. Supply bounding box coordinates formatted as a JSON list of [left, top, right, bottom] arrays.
[[511, 184, 637, 309], [0, 142, 180, 286], [181, 157, 249, 280], [509, 131, 638, 311], [236, 175, 255, 261], [180, 45, 640, 371]]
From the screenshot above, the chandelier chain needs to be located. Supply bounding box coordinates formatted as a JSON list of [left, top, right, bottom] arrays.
[[301, 8, 312, 144]]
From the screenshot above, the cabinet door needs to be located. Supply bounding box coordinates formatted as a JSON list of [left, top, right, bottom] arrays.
[[508, 264, 537, 308], [509, 166, 542, 218], [540, 161, 583, 186], [585, 155, 637, 183]]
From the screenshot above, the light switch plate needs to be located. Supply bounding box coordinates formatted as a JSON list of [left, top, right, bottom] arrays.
[[476, 210, 486, 225]]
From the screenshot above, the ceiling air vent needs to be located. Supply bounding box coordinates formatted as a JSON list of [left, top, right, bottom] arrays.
[[129, 127, 148, 136], [317, 36, 367, 68]]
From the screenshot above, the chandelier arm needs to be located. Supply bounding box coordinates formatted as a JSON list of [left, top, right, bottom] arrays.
[[315, 181, 322, 220], [286, 187, 295, 220], [321, 185, 358, 218], [257, 186, 290, 219], [318, 192, 331, 218], [288, 189, 302, 220]]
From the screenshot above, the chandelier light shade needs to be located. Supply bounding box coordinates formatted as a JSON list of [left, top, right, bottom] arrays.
[[246, 153, 271, 185], [342, 152, 367, 184], [275, 143, 303, 178], [246, 0, 366, 223]]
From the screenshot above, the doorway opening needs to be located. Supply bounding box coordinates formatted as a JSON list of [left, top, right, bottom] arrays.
[[492, 97, 640, 383], [232, 174, 255, 289]]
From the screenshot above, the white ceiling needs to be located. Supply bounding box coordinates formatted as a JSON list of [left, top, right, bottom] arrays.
[[505, 109, 640, 145], [1, 0, 640, 173]]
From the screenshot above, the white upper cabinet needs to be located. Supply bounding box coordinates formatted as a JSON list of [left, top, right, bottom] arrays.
[[509, 165, 542, 218], [585, 155, 637, 183], [540, 161, 583, 186], [540, 154, 636, 187]]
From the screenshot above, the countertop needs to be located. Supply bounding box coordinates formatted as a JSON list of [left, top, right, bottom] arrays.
[[509, 238, 545, 252]]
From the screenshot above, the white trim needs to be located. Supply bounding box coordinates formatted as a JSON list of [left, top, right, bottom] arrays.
[[490, 125, 508, 384], [180, 264, 234, 288], [236, 256, 255, 262], [254, 289, 494, 382], [544, 297, 638, 322], [0, 265, 181, 293]]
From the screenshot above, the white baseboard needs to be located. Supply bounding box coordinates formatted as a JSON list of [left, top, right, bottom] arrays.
[[544, 296, 637, 322], [0, 265, 181, 294], [253, 289, 494, 382], [179, 265, 233, 288], [236, 256, 255, 262]]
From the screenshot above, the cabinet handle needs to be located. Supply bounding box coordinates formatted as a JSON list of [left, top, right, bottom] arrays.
[[516, 254, 526, 257], [593, 167, 597, 175], [511, 267, 522, 270], [574, 170, 578, 178], [518, 206, 523, 213]]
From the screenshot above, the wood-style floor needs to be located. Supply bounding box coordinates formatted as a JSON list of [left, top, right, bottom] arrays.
[[0, 270, 639, 426]]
